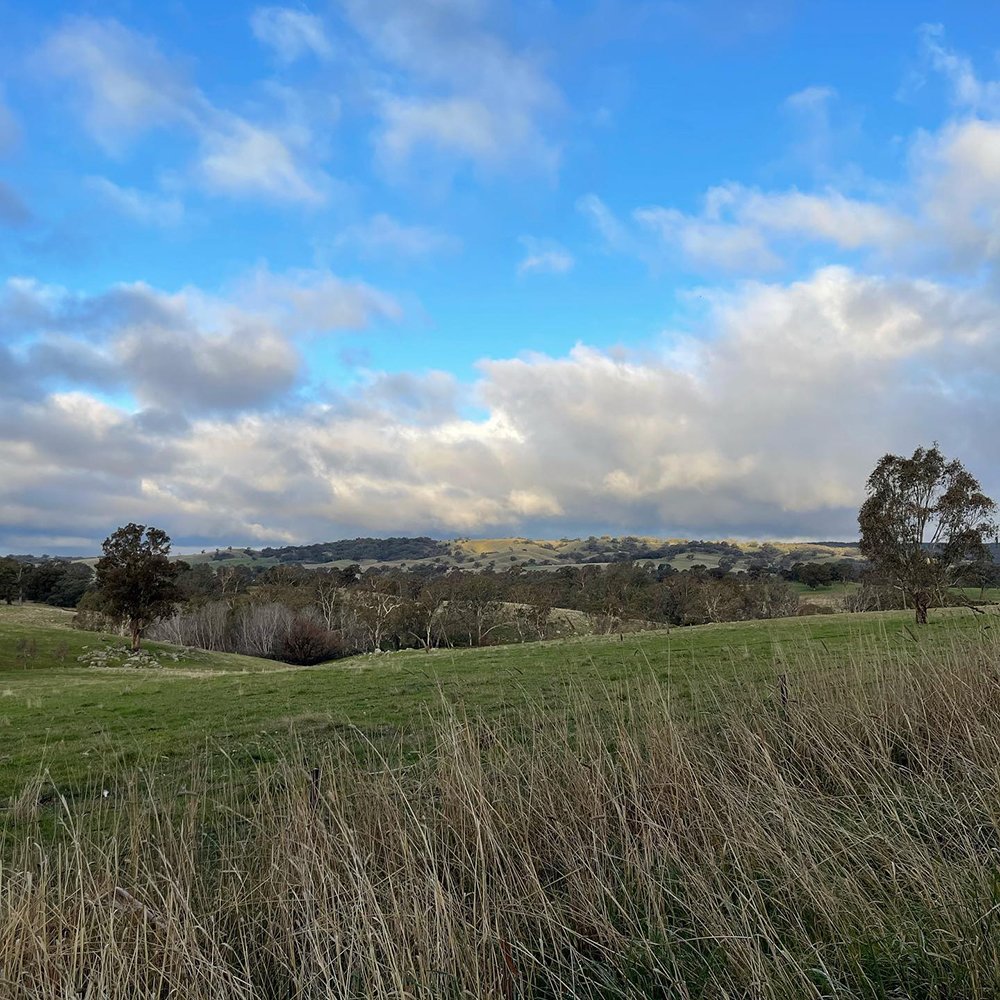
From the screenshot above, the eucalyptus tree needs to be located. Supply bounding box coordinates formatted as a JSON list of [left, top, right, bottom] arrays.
[[858, 444, 997, 624]]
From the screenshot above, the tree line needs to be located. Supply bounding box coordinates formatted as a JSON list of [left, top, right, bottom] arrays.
[[8, 443, 997, 660], [0, 558, 92, 607], [114, 559, 802, 664]]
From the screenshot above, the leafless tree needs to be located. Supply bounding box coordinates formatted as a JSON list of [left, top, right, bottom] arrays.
[[235, 602, 293, 658]]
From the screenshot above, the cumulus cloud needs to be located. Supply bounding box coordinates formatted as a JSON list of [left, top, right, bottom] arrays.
[[910, 118, 1000, 270], [337, 0, 561, 173], [251, 6, 333, 63], [39, 18, 194, 150], [586, 119, 1000, 278], [633, 203, 783, 272], [582, 31, 1000, 278], [195, 116, 325, 204], [586, 184, 914, 274], [230, 266, 402, 332], [2, 263, 998, 552], [333, 213, 460, 260], [517, 237, 574, 275], [39, 17, 327, 204], [0, 267, 400, 415]]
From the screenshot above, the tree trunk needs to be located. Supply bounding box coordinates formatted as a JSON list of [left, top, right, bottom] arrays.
[[131, 624, 142, 651], [915, 596, 929, 625]]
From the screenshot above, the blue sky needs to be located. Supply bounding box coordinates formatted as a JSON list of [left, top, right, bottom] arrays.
[[2, 1, 1000, 553]]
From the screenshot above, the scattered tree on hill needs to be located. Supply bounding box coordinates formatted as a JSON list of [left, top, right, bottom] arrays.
[[858, 444, 997, 624], [95, 524, 183, 650]]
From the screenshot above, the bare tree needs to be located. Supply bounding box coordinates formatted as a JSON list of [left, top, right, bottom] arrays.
[[401, 583, 450, 652], [314, 573, 341, 631], [352, 578, 404, 651], [235, 603, 293, 658]]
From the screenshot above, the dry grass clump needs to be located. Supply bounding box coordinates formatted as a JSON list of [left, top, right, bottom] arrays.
[[4, 630, 1000, 998]]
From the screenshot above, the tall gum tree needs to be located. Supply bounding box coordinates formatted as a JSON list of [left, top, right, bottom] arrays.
[[858, 444, 997, 624]]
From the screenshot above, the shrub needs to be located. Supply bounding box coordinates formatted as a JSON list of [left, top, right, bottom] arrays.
[[277, 615, 343, 665]]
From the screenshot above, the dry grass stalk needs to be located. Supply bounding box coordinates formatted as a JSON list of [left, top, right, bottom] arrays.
[[3, 630, 1000, 997]]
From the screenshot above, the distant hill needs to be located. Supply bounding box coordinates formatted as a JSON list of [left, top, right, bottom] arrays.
[[184, 535, 866, 572], [11, 534, 873, 571], [260, 537, 452, 564]]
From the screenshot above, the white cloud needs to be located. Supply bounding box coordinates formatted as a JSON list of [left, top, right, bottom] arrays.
[[729, 188, 911, 248], [3, 264, 998, 550], [626, 185, 914, 272], [251, 7, 333, 63], [333, 213, 460, 259], [784, 85, 837, 114], [86, 177, 184, 227], [39, 17, 194, 151], [918, 23, 1000, 114], [39, 17, 326, 204], [338, 0, 561, 173], [576, 194, 635, 254], [911, 118, 1000, 268], [195, 115, 325, 204], [781, 85, 845, 172], [633, 204, 781, 272], [582, 46, 1000, 278], [230, 266, 403, 333], [517, 237, 574, 275], [0, 267, 401, 414]]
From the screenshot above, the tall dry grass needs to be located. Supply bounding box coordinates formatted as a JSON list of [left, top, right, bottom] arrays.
[[5, 629, 1000, 998]]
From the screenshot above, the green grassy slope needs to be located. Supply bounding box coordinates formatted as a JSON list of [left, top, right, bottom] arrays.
[[0, 604, 284, 673], [1, 602, 996, 801]]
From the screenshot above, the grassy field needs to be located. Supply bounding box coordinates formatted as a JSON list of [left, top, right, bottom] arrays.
[[1, 601, 996, 803], [5, 601, 1000, 997]]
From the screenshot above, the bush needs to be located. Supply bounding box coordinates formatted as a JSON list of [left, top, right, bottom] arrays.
[[277, 615, 343, 665]]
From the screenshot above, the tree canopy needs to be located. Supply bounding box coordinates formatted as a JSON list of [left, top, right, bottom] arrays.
[[858, 444, 997, 623], [95, 524, 182, 650]]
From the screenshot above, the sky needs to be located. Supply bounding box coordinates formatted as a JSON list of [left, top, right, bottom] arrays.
[[2, 0, 1000, 554]]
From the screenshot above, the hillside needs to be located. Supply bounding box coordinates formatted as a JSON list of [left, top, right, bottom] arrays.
[[160, 534, 865, 572]]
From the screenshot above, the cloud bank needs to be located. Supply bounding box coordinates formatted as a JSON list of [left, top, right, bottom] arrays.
[[2, 259, 997, 552]]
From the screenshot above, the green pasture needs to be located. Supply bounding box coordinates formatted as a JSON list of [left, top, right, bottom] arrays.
[[2, 601, 998, 804]]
